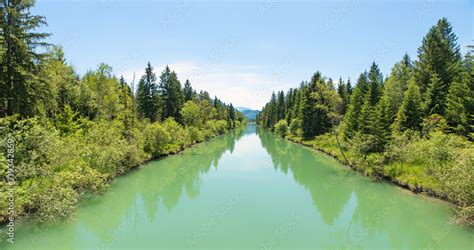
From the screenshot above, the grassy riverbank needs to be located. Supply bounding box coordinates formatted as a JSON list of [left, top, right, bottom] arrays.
[[284, 131, 473, 226]]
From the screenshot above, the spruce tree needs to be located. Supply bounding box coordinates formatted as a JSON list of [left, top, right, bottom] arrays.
[[395, 79, 424, 132], [276, 90, 286, 121], [136, 62, 160, 121], [0, 0, 50, 116], [301, 87, 316, 139], [342, 73, 368, 138], [424, 73, 446, 115], [183, 79, 194, 102], [446, 49, 474, 138], [159, 65, 184, 122], [367, 62, 383, 106], [414, 18, 462, 115]]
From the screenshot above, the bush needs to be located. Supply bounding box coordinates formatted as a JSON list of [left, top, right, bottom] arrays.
[[187, 126, 204, 144], [143, 122, 171, 157], [181, 101, 201, 127], [421, 132, 473, 206], [289, 118, 302, 136], [33, 181, 79, 222], [274, 120, 288, 137], [163, 117, 189, 153]]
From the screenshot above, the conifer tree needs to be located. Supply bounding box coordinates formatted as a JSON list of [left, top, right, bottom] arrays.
[[424, 73, 446, 115], [394, 79, 424, 132], [446, 48, 474, 138], [0, 0, 50, 116], [342, 73, 368, 138], [159, 65, 184, 122], [183, 79, 194, 102], [367, 62, 383, 106], [136, 62, 160, 121], [414, 18, 462, 116], [301, 86, 317, 139], [276, 90, 286, 121]]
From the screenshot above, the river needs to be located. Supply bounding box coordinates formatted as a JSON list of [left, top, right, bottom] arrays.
[[1, 125, 473, 249]]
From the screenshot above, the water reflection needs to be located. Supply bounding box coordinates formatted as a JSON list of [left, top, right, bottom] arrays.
[[2, 126, 473, 249], [2, 128, 246, 250], [256, 127, 472, 248]]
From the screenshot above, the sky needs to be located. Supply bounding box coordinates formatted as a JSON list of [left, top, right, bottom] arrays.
[[35, 0, 473, 110]]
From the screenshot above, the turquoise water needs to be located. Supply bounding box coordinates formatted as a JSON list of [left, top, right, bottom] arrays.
[[1, 125, 473, 249]]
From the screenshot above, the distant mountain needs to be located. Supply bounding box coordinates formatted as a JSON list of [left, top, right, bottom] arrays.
[[236, 107, 260, 121]]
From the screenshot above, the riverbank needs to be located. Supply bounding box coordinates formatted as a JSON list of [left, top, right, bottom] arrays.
[[280, 132, 473, 226], [0, 116, 247, 225]]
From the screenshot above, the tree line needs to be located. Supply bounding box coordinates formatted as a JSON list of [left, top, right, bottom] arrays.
[[259, 18, 472, 143], [257, 18, 473, 225], [0, 0, 245, 223]]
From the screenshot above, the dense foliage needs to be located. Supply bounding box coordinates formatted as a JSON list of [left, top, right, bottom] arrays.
[[258, 18, 473, 225], [0, 1, 245, 223]]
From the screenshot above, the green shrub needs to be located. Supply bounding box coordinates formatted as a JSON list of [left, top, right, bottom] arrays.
[[187, 126, 204, 144], [143, 122, 171, 157], [32, 181, 79, 222], [289, 118, 302, 136], [274, 120, 288, 137]]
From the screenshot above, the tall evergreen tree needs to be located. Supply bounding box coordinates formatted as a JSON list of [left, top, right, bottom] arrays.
[[276, 90, 286, 121], [183, 79, 194, 102], [136, 62, 160, 121], [446, 48, 474, 138], [0, 0, 50, 116], [394, 79, 424, 132], [414, 18, 462, 116], [402, 53, 413, 69], [159, 65, 184, 122], [227, 103, 236, 128], [367, 62, 383, 106], [301, 86, 317, 139], [342, 72, 369, 138], [424, 73, 446, 115]]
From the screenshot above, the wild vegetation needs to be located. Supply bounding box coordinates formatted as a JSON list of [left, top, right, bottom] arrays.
[[0, 1, 245, 223], [257, 18, 473, 225]]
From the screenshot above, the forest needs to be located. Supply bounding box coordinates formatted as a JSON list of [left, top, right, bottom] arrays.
[[0, 1, 245, 223], [257, 18, 473, 225]]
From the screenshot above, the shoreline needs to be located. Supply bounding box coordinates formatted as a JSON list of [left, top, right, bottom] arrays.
[[0, 126, 245, 226], [281, 134, 457, 209]]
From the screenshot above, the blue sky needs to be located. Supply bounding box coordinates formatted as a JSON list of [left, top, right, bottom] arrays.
[[35, 0, 472, 109]]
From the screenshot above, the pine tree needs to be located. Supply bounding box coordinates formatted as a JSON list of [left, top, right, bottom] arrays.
[[342, 73, 368, 138], [301, 86, 317, 139], [183, 79, 194, 102], [424, 73, 446, 115], [367, 62, 383, 106], [227, 103, 236, 128], [373, 95, 392, 151], [276, 90, 286, 121], [159, 65, 184, 122], [394, 79, 424, 132], [402, 53, 412, 69], [136, 62, 160, 121], [0, 0, 50, 116], [445, 48, 474, 138], [414, 18, 462, 115]]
